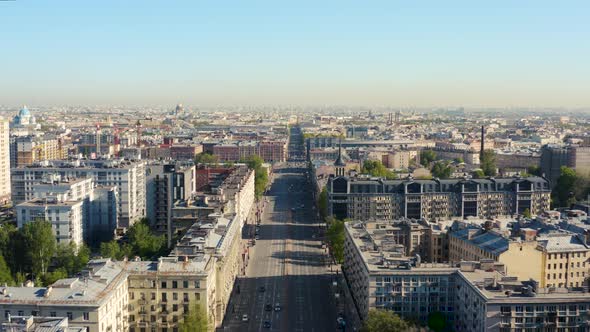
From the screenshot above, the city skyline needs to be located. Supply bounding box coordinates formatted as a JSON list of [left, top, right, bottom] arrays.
[[1, 1, 589, 107]]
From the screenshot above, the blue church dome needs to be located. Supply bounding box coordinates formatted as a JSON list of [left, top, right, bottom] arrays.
[[18, 106, 30, 117]]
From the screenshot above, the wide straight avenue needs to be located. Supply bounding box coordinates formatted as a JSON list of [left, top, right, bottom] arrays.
[[222, 163, 338, 332]]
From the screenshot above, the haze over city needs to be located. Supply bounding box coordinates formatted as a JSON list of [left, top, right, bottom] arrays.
[[1, 0, 590, 108], [1, 2, 590, 332]]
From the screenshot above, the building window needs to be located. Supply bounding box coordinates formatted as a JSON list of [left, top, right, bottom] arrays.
[[83, 312, 89, 320], [172, 281, 178, 289], [183, 280, 189, 288], [50, 312, 56, 317], [194, 281, 200, 288], [67, 312, 73, 320], [161, 281, 167, 289]]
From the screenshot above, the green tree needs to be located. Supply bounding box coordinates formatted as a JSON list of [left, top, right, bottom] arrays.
[[22, 220, 56, 277], [420, 150, 437, 167], [100, 240, 124, 259], [427, 312, 447, 332], [527, 165, 542, 177], [194, 152, 219, 164], [128, 219, 166, 259], [473, 169, 485, 179], [243, 155, 268, 198], [0, 255, 13, 285], [178, 303, 208, 332], [454, 157, 464, 164], [553, 166, 578, 207], [522, 208, 532, 219], [480, 150, 497, 176], [54, 242, 90, 276], [318, 187, 328, 219], [326, 218, 345, 264], [362, 160, 397, 179], [42, 268, 68, 286], [431, 161, 453, 179], [361, 309, 410, 332]]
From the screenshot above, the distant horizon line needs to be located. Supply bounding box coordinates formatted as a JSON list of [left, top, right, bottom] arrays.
[[0, 104, 589, 111]]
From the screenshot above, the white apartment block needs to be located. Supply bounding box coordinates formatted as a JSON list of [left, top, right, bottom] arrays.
[[11, 159, 145, 228], [0, 118, 10, 204], [15, 177, 118, 246], [0, 259, 129, 332]]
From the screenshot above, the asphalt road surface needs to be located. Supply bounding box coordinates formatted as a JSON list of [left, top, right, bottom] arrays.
[[222, 164, 337, 332]]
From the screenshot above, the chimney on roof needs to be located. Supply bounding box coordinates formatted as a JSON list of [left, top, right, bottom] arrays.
[[480, 125, 485, 158]]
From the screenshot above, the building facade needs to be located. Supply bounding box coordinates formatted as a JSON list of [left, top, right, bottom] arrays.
[[0, 118, 9, 204], [0, 259, 129, 332], [328, 176, 550, 221], [343, 221, 590, 332], [11, 159, 145, 228]]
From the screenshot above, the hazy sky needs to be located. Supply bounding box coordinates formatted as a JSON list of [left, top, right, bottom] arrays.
[[1, 1, 589, 107]]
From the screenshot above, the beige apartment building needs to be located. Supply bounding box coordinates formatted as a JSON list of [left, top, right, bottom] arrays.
[[0, 118, 9, 204], [449, 226, 590, 289], [123, 256, 216, 332], [448, 227, 543, 283], [538, 233, 590, 288]]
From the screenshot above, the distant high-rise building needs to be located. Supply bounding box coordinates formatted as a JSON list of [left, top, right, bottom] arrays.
[[541, 145, 590, 186], [0, 118, 10, 204]]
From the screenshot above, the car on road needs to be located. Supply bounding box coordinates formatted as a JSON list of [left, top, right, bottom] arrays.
[[274, 303, 281, 312], [259, 286, 265, 292], [265, 304, 272, 311], [242, 314, 249, 322], [263, 321, 271, 328]]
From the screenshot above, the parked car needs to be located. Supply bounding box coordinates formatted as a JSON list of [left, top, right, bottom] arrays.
[[242, 314, 249, 322]]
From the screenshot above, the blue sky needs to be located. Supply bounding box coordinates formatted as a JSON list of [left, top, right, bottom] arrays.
[[0, 1, 589, 107]]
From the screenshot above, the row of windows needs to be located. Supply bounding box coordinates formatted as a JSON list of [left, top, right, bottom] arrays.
[[130, 292, 200, 302], [547, 252, 588, 259], [4, 310, 89, 320], [547, 261, 587, 270], [501, 304, 587, 313]]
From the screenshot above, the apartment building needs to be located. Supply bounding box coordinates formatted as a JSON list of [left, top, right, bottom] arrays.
[[343, 221, 590, 332], [0, 259, 129, 332], [327, 175, 550, 221], [15, 177, 118, 246], [541, 144, 590, 185], [0, 118, 9, 204], [11, 158, 145, 228], [122, 256, 215, 332], [455, 263, 590, 332], [449, 225, 590, 289], [538, 233, 590, 288], [211, 141, 288, 163], [448, 226, 543, 283], [146, 163, 196, 245], [170, 212, 245, 327], [169, 144, 203, 161], [10, 135, 66, 167], [1, 316, 86, 332]]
